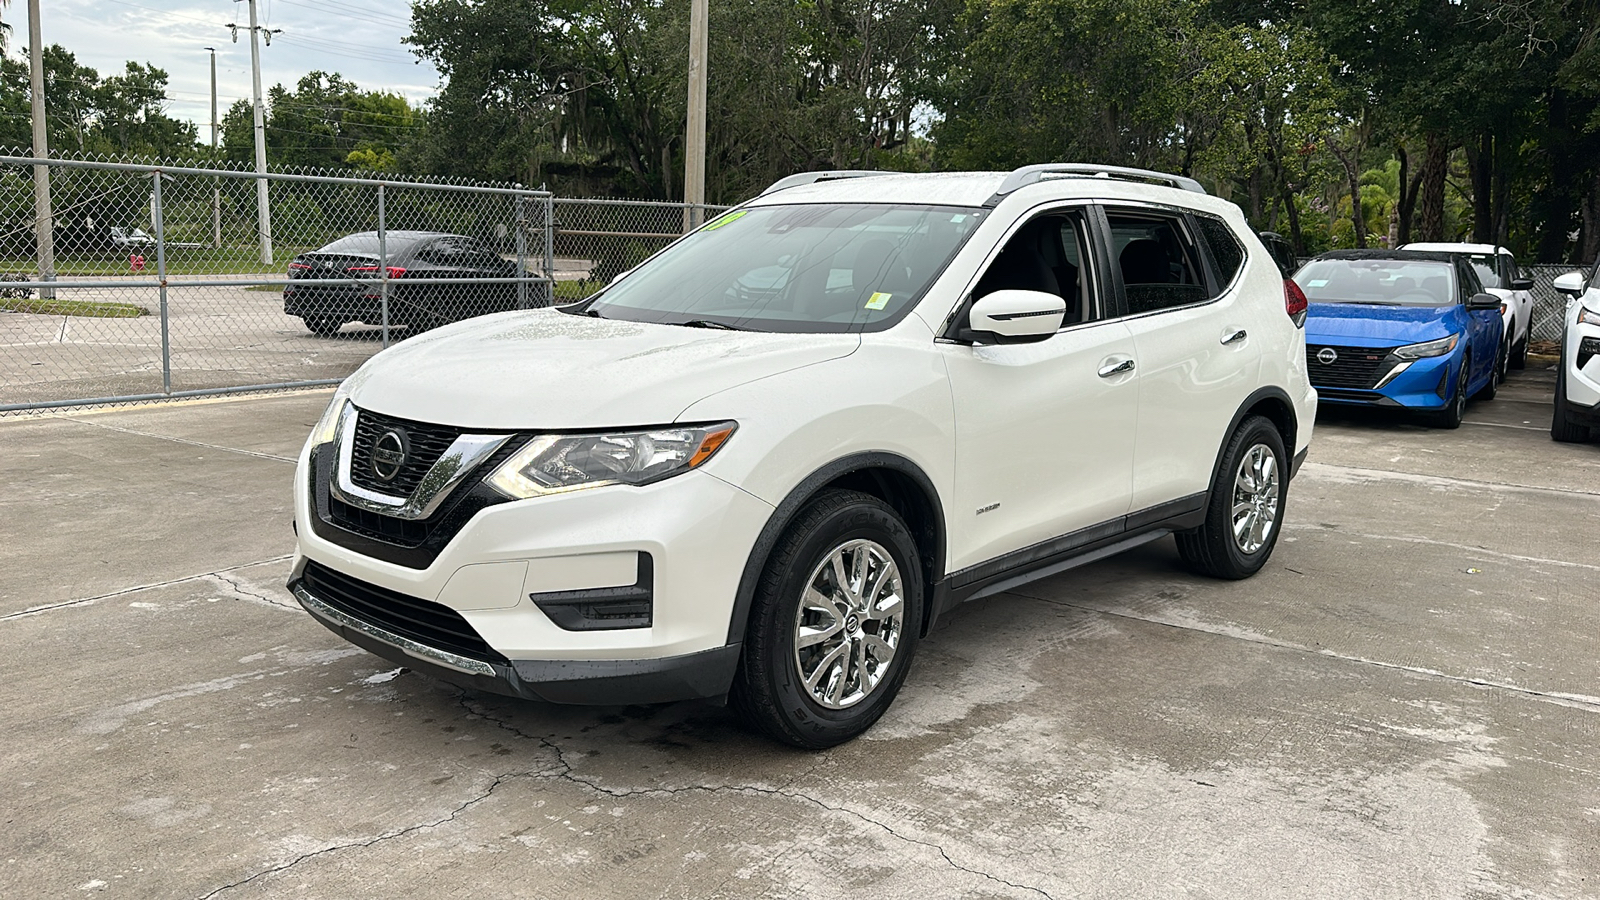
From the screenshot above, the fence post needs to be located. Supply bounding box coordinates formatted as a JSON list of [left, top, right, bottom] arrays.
[[515, 193, 528, 310], [378, 183, 390, 349], [543, 195, 555, 307], [151, 171, 171, 395]]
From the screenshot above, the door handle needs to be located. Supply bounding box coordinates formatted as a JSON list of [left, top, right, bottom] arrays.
[[1098, 357, 1135, 378], [1221, 328, 1248, 345]]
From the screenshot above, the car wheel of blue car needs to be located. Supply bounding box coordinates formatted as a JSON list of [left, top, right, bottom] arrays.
[[1431, 358, 1469, 429], [1476, 349, 1500, 401]]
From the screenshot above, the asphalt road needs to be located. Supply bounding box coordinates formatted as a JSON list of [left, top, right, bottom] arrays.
[[1, 365, 1596, 898]]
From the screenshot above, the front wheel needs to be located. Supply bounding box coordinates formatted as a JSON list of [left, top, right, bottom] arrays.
[[1552, 364, 1593, 443], [1176, 415, 1289, 580], [1510, 332, 1528, 370], [732, 489, 923, 749], [1429, 357, 1469, 429]]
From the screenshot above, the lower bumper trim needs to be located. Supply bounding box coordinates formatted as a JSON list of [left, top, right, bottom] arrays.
[[293, 579, 741, 705]]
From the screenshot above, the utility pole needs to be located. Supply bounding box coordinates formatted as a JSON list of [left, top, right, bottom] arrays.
[[205, 46, 221, 249], [682, 0, 708, 233], [230, 0, 277, 265], [27, 0, 54, 298]]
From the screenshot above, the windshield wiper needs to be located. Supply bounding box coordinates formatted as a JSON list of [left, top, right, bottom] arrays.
[[674, 319, 749, 331]]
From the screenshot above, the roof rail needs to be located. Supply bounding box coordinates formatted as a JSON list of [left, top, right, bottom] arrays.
[[759, 170, 887, 196], [986, 164, 1206, 205]]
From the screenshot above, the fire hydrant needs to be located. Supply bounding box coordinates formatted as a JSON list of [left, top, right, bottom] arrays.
[[129, 254, 145, 271]]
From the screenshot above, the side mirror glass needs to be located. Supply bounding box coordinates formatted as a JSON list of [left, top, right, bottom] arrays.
[[1257, 232, 1296, 277], [962, 290, 1065, 344], [1510, 277, 1534, 292], [1467, 292, 1501, 310], [1553, 271, 1586, 297]]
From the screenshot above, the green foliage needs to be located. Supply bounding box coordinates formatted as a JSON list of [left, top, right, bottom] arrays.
[[0, 45, 198, 157], [222, 71, 420, 171]]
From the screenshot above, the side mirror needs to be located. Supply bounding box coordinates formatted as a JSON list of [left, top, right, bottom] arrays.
[[961, 290, 1065, 344], [1467, 292, 1502, 311], [1510, 277, 1534, 292], [1553, 271, 1587, 297], [1257, 232, 1296, 277]]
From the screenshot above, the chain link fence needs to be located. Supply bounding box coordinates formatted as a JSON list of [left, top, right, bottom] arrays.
[[0, 154, 554, 413], [1524, 263, 1589, 346]]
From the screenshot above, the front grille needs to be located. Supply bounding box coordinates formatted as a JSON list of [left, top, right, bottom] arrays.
[[348, 408, 462, 496], [1316, 387, 1380, 403], [1307, 345, 1391, 389], [328, 495, 429, 546], [300, 560, 507, 664]]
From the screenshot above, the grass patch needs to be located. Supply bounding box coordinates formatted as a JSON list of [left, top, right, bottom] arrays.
[[554, 279, 604, 301], [1, 297, 149, 318]]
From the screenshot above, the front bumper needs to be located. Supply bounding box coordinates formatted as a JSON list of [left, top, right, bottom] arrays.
[[292, 431, 776, 703], [1309, 350, 1458, 410], [291, 578, 742, 703]]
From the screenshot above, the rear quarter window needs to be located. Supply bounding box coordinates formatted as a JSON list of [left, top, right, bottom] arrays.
[[1196, 215, 1246, 290]]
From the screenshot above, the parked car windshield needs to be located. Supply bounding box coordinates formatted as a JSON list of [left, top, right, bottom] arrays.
[[577, 204, 985, 333], [1295, 259, 1458, 307]]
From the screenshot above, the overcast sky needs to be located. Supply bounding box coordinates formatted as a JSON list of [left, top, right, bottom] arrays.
[[12, 0, 440, 133]]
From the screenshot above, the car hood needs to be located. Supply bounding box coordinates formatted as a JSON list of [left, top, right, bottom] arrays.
[[346, 309, 860, 430], [1305, 302, 1461, 346]]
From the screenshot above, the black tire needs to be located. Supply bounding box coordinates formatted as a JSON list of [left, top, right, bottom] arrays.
[[731, 489, 924, 749], [1551, 364, 1592, 443], [1510, 330, 1528, 370], [301, 316, 345, 337], [1175, 415, 1289, 581], [1429, 357, 1469, 429]]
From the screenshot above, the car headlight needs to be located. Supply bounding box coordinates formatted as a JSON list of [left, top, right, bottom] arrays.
[[1391, 334, 1459, 360], [306, 382, 352, 450], [1578, 307, 1600, 327], [486, 422, 737, 498]]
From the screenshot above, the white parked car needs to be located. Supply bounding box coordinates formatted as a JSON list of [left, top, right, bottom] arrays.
[[289, 164, 1317, 747], [1552, 264, 1600, 442], [1402, 242, 1535, 377]]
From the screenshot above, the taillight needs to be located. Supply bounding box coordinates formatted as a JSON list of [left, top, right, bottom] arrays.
[[346, 265, 407, 279], [1284, 279, 1308, 328]]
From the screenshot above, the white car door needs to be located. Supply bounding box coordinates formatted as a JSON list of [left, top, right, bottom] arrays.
[[1101, 206, 1264, 512], [940, 207, 1137, 572], [1501, 251, 1533, 348]]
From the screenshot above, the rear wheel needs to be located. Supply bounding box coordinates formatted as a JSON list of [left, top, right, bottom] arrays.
[[301, 316, 345, 337], [732, 489, 923, 749], [1429, 358, 1469, 429], [1552, 364, 1592, 443], [1176, 416, 1288, 580], [1476, 347, 1501, 401]]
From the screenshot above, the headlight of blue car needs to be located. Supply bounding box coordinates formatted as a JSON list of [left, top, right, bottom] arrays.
[[1391, 334, 1460, 360]]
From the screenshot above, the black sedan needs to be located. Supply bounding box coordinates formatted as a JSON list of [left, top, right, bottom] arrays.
[[283, 231, 524, 336]]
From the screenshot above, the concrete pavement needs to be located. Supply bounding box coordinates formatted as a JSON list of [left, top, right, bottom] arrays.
[[1, 367, 1596, 898]]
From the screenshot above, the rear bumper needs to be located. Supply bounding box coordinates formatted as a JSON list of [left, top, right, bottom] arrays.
[[292, 579, 742, 704]]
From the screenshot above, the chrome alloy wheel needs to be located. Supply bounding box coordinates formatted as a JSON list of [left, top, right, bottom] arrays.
[[792, 539, 906, 710], [1231, 443, 1280, 555]]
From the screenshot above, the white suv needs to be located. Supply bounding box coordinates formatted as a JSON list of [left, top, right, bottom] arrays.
[[1553, 263, 1600, 442], [289, 164, 1317, 747]]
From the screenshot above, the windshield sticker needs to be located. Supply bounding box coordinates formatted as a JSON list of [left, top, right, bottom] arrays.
[[865, 292, 892, 310], [701, 210, 748, 231], [950, 214, 967, 223], [1308, 279, 1329, 288]]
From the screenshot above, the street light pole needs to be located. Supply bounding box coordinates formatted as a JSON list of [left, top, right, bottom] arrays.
[[205, 46, 221, 249], [682, 0, 708, 233], [27, 0, 55, 299], [244, 0, 272, 265]]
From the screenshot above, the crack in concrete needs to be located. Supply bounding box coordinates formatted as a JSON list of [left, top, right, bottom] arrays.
[[457, 695, 1056, 899], [209, 571, 299, 612], [56, 415, 298, 464], [1018, 592, 1600, 715], [0, 555, 293, 622], [192, 771, 522, 900], [1283, 523, 1600, 572]]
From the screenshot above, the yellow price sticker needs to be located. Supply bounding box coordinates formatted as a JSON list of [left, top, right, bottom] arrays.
[[865, 292, 892, 310], [702, 210, 748, 231]]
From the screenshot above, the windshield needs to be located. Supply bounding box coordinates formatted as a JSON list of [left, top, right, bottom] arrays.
[[1295, 259, 1457, 307], [577, 204, 985, 333]]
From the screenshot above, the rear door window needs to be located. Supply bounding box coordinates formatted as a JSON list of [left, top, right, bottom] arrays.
[[1103, 210, 1211, 314]]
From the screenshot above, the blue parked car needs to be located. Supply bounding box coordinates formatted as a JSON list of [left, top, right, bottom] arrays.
[[1294, 250, 1504, 428]]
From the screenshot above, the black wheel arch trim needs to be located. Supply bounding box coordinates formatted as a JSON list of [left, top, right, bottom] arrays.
[[1204, 386, 1301, 512], [724, 451, 948, 646]]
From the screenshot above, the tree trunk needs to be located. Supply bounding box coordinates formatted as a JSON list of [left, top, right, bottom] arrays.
[[1418, 133, 1449, 242], [1582, 173, 1600, 267], [1468, 133, 1492, 244], [1397, 145, 1423, 245]]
